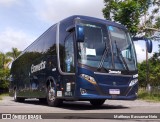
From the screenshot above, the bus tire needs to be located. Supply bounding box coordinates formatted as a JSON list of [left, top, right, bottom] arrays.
[[46, 83, 62, 107], [14, 90, 24, 102], [90, 99, 105, 107]]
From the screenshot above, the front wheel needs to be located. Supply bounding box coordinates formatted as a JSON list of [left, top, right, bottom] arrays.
[[47, 85, 62, 107], [90, 99, 105, 107]]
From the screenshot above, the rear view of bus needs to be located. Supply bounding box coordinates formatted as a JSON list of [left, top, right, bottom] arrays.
[[74, 17, 138, 106]]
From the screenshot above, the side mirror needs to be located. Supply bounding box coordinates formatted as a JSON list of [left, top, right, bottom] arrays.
[[76, 25, 84, 42], [145, 38, 152, 53]]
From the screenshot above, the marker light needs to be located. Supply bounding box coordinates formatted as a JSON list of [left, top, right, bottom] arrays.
[[129, 79, 138, 87], [80, 74, 97, 85]]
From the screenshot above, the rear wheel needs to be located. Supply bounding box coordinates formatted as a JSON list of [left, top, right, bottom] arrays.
[[46, 81, 62, 107], [90, 99, 105, 107], [14, 90, 24, 102]]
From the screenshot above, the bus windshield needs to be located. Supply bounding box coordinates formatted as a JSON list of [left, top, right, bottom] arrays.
[[77, 21, 137, 71]]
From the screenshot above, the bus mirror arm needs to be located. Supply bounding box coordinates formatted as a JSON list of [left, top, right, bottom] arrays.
[[132, 37, 152, 53], [132, 37, 145, 41], [66, 25, 84, 42], [66, 25, 75, 32]]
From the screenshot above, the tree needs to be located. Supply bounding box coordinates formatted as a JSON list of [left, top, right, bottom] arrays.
[[6, 48, 21, 61], [0, 53, 11, 92], [0, 48, 21, 93], [138, 45, 160, 87], [0, 53, 12, 69], [0, 68, 10, 91], [154, 17, 160, 29], [102, 0, 160, 36]]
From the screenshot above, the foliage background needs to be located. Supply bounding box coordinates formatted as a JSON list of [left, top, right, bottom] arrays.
[[0, 48, 21, 93]]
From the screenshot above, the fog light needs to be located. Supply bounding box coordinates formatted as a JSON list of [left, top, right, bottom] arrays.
[[80, 88, 87, 95]]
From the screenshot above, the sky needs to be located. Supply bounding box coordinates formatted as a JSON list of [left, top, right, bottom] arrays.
[[0, 0, 159, 62]]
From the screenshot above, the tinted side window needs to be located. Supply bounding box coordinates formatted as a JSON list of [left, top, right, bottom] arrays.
[[44, 25, 57, 54]]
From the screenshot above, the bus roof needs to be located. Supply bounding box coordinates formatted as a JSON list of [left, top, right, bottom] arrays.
[[60, 15, 127, 30]]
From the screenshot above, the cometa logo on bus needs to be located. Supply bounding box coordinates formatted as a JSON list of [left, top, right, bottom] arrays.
[[109, 70, 121, 74], [31, 61, 46, 73]]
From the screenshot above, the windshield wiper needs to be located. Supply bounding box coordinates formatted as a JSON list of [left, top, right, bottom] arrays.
[[114, 41, 129, 71], [97, 43, 109, 71]]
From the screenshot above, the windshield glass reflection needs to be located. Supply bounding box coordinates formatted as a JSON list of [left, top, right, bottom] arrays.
[[77, 21, 137, 71]]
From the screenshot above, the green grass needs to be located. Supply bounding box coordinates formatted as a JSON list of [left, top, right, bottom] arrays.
[[138, 88, 160, 102], [0, 93, 9, 100]]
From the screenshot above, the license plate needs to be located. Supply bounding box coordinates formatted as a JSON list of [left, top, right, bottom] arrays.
[[109, 89, 120, 94]]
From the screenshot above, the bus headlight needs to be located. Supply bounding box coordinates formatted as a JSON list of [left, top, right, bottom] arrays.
[[129, 79, 138, 87], [80, 74, 97, 85]]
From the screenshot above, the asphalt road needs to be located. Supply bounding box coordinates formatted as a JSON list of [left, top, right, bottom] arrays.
[[0, 96, 160, 121]]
